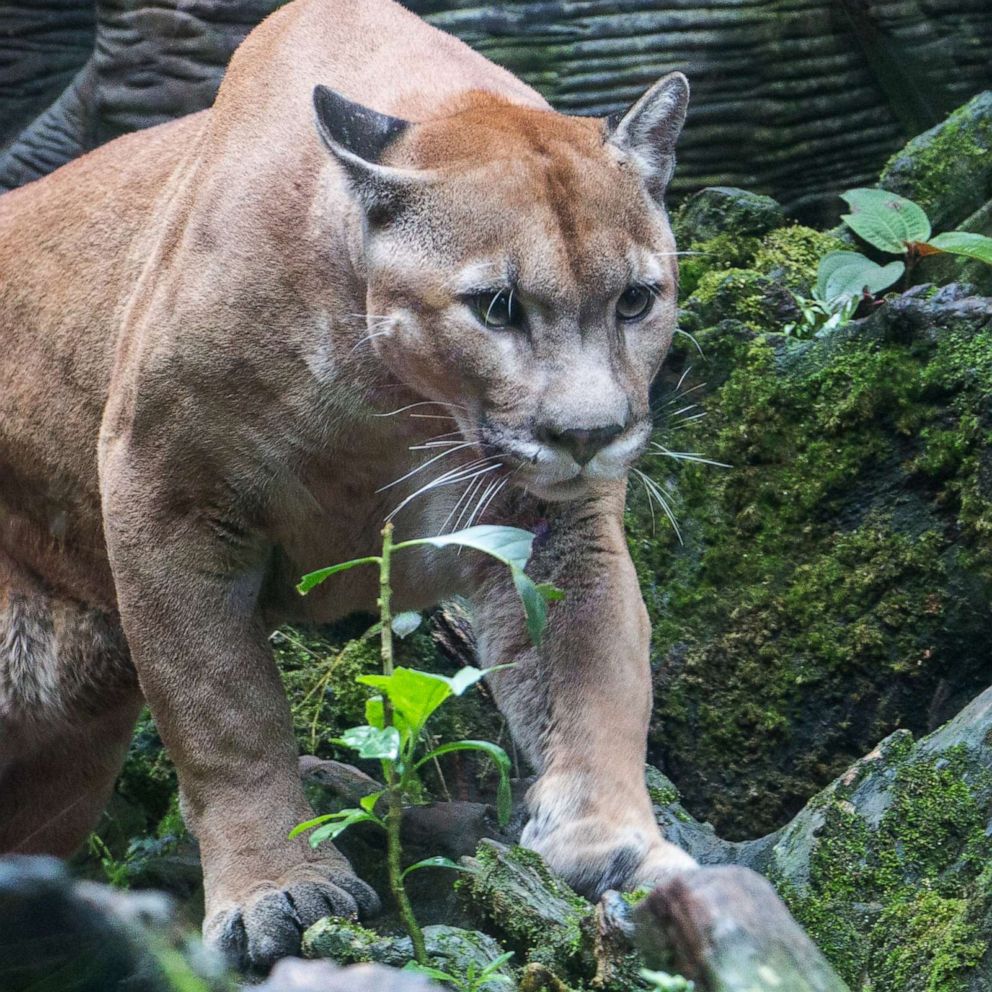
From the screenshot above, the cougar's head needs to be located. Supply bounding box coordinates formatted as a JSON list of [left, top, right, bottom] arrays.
[[313, 74, 689, 501]]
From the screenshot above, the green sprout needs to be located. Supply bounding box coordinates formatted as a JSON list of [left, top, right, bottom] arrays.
[[290, 523, 561, 968]]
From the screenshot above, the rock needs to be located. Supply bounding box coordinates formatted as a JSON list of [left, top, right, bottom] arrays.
[[635, 685, 992, 990], [633, 866, 850, 992], [880, 91, 992, 236], [674, 187, 787, 247], [760, 688, 992, 992], [0, 854, 229, 992], [302, 919, 513, 992]]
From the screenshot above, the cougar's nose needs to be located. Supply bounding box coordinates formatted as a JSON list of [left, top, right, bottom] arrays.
[[538, 423, 625, 466]]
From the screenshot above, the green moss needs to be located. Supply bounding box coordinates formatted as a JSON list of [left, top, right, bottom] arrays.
[[633, 300, 992, 838], [680, 225, 847, 330], [458, 843, 592, 979], [871, 892, 986, 992], [772, 743, 992, 991], [752, 226, 847, 289], [678, 232, 762, 299], [880, 91, 992, 231]]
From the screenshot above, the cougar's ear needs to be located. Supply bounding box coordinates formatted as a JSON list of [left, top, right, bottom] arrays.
[[606, 72, 689, 202], [313, 85, 420, 217]]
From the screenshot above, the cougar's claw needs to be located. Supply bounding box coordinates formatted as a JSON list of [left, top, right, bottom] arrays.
[[204, 869, 380, 973]]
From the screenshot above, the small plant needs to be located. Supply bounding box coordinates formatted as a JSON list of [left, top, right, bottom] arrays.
[[290, 523, 561, 970], [818, 188, 992, 304], [403, 951, 516, 990], [782, 290, 862, 339], [640, 968, 695, 991]]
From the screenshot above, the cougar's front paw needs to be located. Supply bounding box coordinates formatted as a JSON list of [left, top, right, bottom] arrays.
[[523, 819, 696, 901], [204, 865, 379, 973]]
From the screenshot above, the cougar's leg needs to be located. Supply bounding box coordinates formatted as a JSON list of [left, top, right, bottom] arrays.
[[471, 488, 695, 899], [0, 554, 142, 856], [99, 449, 379, 974]]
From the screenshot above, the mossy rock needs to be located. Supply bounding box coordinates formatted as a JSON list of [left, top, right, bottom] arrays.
[[632, 288, 992, 839], [457, 841, 594, 982], [673, 187, 786, 248], [679, 224, 847, 327], [302, 918, 514, 992], [761, 687, 992, 991], [880, 91, 992, 236], [879, 91, 992, 295]]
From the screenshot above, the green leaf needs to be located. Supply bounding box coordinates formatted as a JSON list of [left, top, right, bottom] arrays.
[[480, 952, 516, 979], [445, 666, 488, 696], [536, 582, 565, 602], [364, 695, 413, 744], [390, 611, 422, 639], [359, 668, 453, 734], [927, 231, 992, 265], [400, 855, 466, 880], [418, 739, 513, 826], [402, 962, 457, 983], [395, 525, 557, 647], [399, 524, 535, 571], [365, 695, 384, 729], [336, 725, 401, 760], [840, 188, 931, 253], [297, 556, 379, 595], [359, 790, 384, 814], [816, 251, 904, 303], [308, 808, 378, 846], [512, 566, 548, 646], [288, 813, 339, 840]]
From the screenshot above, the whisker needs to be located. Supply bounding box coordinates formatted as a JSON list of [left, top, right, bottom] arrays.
[[632, 468, 682, 543], [634, 471, 657, 535], [349, 330, 391, 354], [470, 476, 507, 529], [409, 439, 468, 451], [650, 444, 730, 468], [387, 461, 500, 522], [676, 328, 705, 356], [376, 442, 474, 492], [373, 401, 465, 418], [451, 473, 490, 533]]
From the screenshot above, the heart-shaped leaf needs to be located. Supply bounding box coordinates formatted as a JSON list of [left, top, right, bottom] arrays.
[[816, 251, 904, 303], [841, 188, 931, 253]]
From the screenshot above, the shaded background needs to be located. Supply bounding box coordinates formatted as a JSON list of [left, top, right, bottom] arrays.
[[2, 0, 991, 217]]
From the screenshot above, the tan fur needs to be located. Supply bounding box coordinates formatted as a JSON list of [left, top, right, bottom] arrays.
[[0, 0, 693, 968]]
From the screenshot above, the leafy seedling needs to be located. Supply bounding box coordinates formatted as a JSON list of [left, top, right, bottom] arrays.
[[812, 189, 992, 319], [291, 523, 561, 969]]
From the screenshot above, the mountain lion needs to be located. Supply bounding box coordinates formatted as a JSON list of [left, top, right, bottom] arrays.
[[0, 0, 693, 970]]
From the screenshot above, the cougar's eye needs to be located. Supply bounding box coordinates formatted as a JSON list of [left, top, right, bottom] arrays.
[[616, 284, 655, 321], [471, 289, 522, 330]]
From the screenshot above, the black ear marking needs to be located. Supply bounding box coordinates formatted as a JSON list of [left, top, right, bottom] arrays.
[[312, 85, 409, 165], [607, 72, 690, 201]]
